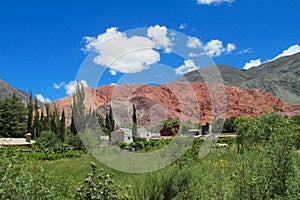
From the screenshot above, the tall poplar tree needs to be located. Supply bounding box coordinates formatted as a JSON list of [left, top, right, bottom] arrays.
[[59, 110, 66, 142], [27, 92, 33, 134], [33, 98, 40, 138], [132, 104, 137, 137]]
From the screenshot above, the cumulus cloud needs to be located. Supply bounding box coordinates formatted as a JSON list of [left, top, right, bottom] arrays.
[[187, 37, 202, 49], [204, 39, 236, 57], [147, 25, 172, 52], [84, 25, 172, 74], [187, 37, 236, 57], [243, 59, 262, 70], [64, 80, 88, 96], [54, 80, 88, 96], [179, 23, 188, 30], [197, 0, 234, 5], [36, 94, 51, 104], [175, 60, 199, 75], [243, 44, 300, 70]]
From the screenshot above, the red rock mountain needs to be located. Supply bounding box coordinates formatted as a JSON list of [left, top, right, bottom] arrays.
[[51, 82, 293, 127]]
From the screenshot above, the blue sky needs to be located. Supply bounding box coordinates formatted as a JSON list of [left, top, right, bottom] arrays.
[[0, 0, 299, 102]]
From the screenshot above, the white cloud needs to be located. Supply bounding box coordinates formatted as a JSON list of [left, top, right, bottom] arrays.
[[147, 25, 172, 52], [84, 25, 173, 74], [273, 44, 300, 60], [187, 37, 236, 57], [188, 52, 203, 57], [226, 43, 236, 53], [179, 23, 188, 30], [53, 82, 65, 89], [175, 60, 199, 75], [243, 59, 262, 70], [109, 69, 117, 76], [243, 44, 300, 70], [187, 37, 202, 49], [238, 48, 253, 54], [197, 0, 234, 5], [110, 83, 117, 86], [64, 80, 88, 96], [204, 39, 236, 57], [36, 94, 51, 104]]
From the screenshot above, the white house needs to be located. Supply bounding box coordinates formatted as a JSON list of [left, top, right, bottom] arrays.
[[111, 128, 133, 145], [137, 127, 160, 141]]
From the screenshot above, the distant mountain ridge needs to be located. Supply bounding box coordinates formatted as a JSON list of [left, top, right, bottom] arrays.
[[0, 79, 29, 102], [177, 53, 300, 105]]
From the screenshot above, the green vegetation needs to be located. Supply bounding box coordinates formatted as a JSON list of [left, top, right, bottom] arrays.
[[0, 93, 27, 137], [1, 90, 300, 199]]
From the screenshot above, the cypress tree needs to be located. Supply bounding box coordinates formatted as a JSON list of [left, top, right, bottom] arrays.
[[27, 91, 33, 134], [109, 107, 115, 132], [59, 110, 66, 142], [132, 104, 137, 137]]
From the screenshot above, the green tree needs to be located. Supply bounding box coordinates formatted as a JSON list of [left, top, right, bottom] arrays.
[[105, 107, 115, 133], [222, 116, 237, 133], [50, 105, 59, 134], [132, 104, 137, 137], [72, 83, 86, 133], [32, 98, 40, 138], [0, 94, 27, 137], [59, 110, 66, 142], [233, 113, 298, 199], [27, 91, 33, 134], [43, 103, 51, 131]]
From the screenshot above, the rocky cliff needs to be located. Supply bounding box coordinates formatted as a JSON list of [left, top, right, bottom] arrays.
[[51, 82, 293, 127]]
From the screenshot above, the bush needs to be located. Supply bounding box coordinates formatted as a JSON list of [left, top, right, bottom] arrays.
[[74, 162, 128, 200], [0, 147, 71, 199]]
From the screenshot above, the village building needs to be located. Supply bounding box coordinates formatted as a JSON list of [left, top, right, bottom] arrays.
[[111, 128, 133, 145]]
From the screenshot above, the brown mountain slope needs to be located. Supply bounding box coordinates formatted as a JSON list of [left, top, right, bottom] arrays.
[[51, 82, 292, 127]]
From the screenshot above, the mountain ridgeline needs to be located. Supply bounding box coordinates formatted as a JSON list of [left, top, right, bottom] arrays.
[[177, 52, 300, 105], [0, 79, 29, 102]]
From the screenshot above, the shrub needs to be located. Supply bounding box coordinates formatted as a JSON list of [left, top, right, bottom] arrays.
[[74, 162, 128, 200]]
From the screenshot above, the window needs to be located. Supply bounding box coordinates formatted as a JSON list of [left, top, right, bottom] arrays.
[[128, 137, 130, 140]]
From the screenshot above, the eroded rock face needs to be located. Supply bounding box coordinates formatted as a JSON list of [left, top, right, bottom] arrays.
[[50, 82, 293, 127]]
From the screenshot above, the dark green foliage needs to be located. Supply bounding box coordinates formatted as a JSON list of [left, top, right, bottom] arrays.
[[132, 104, 137, 137], [0, 94, 27, 137], [0, 148, 71, 199], [70, 116, 77, 135], [162, 118, 180, 129], [233, 113, 298, 199], [222, 116, 237, 133], [35, 130, 60, 148], [105, 107, 115, 133], [59, 110, 66, 142], [235, 113, 298, 153], [72, 83, 86, 133], [74, 162, 127, 200], [27, 91, 33, 134]]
